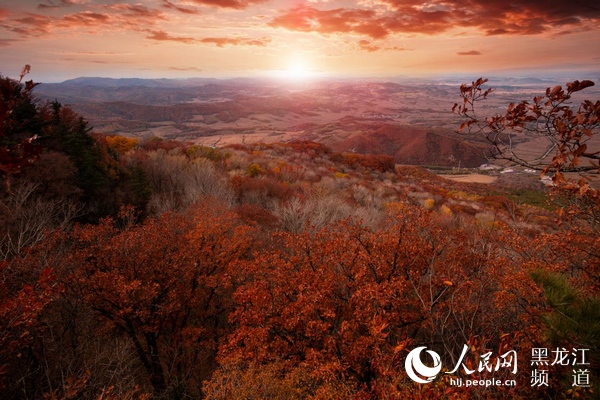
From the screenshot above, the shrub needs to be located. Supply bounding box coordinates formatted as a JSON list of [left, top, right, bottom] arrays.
[[247, 163, 263, 177]]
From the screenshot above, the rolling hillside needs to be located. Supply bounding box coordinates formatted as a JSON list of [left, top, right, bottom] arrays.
[[36, 77, 495, 167]]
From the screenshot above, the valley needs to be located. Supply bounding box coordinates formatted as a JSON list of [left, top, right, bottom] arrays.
[[32, 75, 600, 195], [36, 76, 600, 170]]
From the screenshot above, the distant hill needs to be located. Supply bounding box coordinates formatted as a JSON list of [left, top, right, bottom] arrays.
[[60, 76, 255, 87], [33, 76, 505, 167], [35, 78, 288, 106], [328, 124, 488, 167]]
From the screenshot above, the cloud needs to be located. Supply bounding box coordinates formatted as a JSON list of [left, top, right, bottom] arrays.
[[38, 0, 89, 9], [103, 4, 166, 20], [97, 4, 167, 30], [146, 30, 271, 47], [6, 4, 166, 37], [57, 50, 134, 56], [187, 0, 267, 10], [146, 30, 197, 44], [58, 11, 111, 29], [387, 46, 412, 51], [161, 0, 200, 15], [358, 40, 380, 52], [457, 50, 482, 56], [270, 1, 600, 39], [485, 28, 509, 35], [6, 0, 600, 59], [200, 36, 271, 47], [269, 5, 390, 39], [357, 39, 413, 52], [10, 13, 53, 36], [0, 39, 14, 47], [169, 66, 203, 71], [396, 0, 600, 35]]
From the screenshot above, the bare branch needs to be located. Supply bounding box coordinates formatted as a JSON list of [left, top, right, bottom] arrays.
[[454, 78, 600, 178]]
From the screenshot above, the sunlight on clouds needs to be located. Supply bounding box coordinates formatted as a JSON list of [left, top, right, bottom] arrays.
[[1, 0, 599, 80]]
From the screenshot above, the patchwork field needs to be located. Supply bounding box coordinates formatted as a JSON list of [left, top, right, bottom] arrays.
[[441, 174, 499, 184]]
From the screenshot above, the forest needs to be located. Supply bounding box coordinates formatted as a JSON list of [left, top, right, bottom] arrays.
[[1, 70, 599, 399]]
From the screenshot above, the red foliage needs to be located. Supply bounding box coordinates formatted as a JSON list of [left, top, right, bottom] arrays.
[[231, 175, 292, 204], [137, 136, 187, 152], [480, 195, 518, 213], [221, 209, 542, 397], [285, 140, 331, 157], [233, 203, 280, 229], [0, 264, 61, 389], [331, 152, 396, 173], [52, 204, 252, 394]]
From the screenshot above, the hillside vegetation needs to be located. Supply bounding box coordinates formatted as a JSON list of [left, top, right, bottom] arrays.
[[1, 72, 598, 399]]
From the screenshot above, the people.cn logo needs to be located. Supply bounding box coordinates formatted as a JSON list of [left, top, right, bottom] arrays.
[[405, 346, 442, 383]]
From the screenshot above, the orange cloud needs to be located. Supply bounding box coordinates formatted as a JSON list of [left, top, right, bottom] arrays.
[[60, 11, 111, 27], [200, 36, 271, 47], [270, 1, 600, 39], [357, 39, 413, 52], [187, 0, 267, 10], [10, 13, 53, 36], [5, 4, 167, 37], [104, 4, 166, 20], [270, 5, 390, 39], [457, 50, 482, 56], [38, 0, 89, 9], [358, 40, 380, 52], [161, 0, 200, 15], [387, 46, 412, 51], [146, 30, 271, 47], [146, 30, 197, 44]]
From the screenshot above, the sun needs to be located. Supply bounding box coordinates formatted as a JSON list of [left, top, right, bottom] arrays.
[[286, 60, 312, 80], [271, 55, 317, 81]]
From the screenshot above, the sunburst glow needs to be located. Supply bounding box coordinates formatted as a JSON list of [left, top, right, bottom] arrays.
[[270, 56, 319, 81]]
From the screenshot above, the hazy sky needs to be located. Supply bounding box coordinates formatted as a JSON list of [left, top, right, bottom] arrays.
[[1, 0, 599, 82]]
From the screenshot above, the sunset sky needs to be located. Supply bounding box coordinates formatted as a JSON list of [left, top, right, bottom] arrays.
[[1, 0, 599, 82]]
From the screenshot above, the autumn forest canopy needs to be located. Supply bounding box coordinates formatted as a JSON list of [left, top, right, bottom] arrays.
[[1, 71, 599, 399]]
